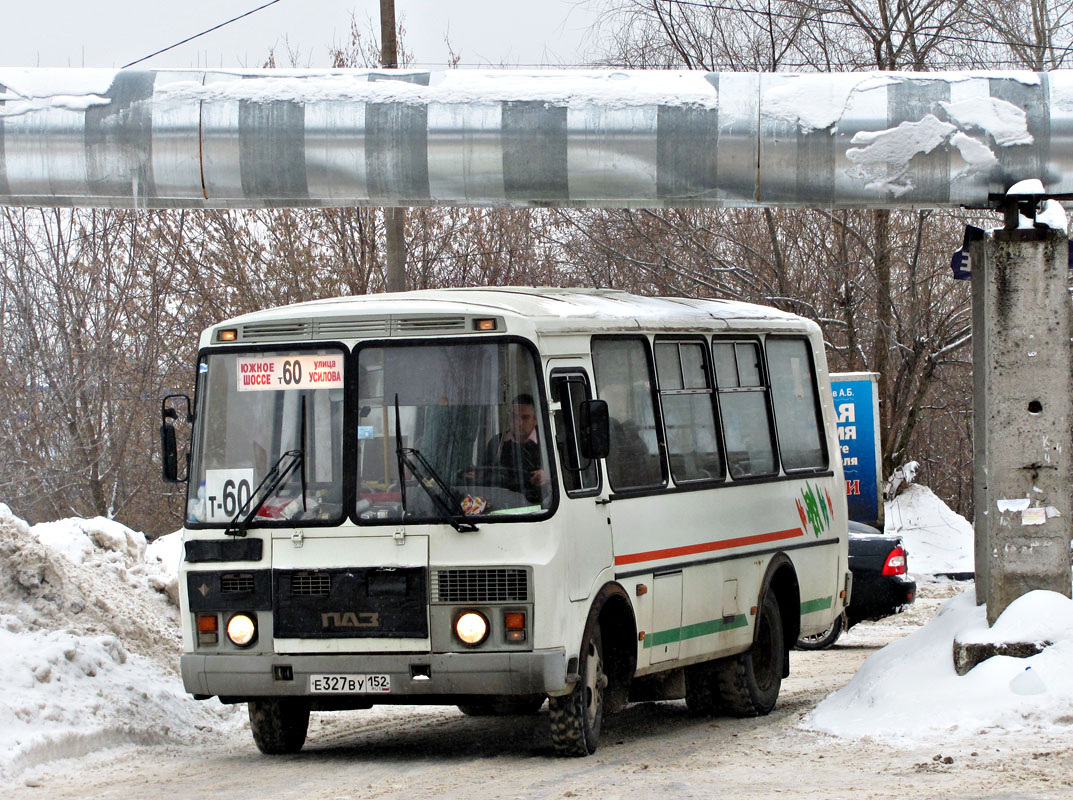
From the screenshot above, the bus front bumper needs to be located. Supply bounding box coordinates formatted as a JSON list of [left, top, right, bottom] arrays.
[[181, 648, 568, 700]]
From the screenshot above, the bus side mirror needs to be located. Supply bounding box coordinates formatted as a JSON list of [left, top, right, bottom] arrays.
[[160, 393, 192, 483], [161, 412, 179, 481], [578, 399, 610, 460]]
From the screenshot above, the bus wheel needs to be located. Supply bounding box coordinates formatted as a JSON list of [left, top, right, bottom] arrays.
[[684, 662, 721, 716], [716, 592, 784, 717], [549, 625, 605, 756], [248, 698, 311, 754]]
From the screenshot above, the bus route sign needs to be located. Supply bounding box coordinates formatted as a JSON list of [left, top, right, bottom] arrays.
[[830, 372, 882, 525], [236, 354, 344, 392]]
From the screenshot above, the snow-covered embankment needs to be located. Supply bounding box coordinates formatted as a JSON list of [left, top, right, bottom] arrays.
[[0, 504, 239, 783]]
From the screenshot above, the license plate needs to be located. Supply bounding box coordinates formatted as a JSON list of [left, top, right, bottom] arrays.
[[309, 673, 391, 693]]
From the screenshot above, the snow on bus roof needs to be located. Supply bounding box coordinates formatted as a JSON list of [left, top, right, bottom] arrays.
[[218, 288, 806, 332]]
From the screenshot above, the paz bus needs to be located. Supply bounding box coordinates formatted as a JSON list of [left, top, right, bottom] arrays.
[[161, 287, 850, 757]]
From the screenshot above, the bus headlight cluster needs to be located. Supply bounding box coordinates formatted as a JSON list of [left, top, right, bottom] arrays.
[[226, 613, 257, 647], [455, 611, 489, 646]]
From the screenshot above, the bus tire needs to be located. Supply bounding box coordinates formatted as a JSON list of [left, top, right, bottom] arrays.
[[716, 592, 784, 717], [684, 662, 721, 716], [248, 698, 310, 754], [795, 612, 843, 650], [549, 625, 605, 756]]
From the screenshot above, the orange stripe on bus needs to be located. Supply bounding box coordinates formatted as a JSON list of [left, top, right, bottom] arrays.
[[614, 528, 805, 566]]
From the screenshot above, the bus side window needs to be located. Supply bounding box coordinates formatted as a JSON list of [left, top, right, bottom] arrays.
[[591, 338, 666, 492], [766, 338, 828, 471], [655, 340, 724, 483], [551, 374, 600, 495], [712, 340, 778, 479]]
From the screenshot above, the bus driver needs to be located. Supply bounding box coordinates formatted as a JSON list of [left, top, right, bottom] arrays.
[[479, 393, 548, 504]]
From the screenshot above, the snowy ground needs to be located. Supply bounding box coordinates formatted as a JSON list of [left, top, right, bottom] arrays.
[[2, 486, 1072, 797], [804, 588, 1073, 745], [802, 483, 1073, 745]]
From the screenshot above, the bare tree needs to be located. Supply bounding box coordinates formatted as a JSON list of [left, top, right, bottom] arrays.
[[593, 0, 812, 70], [0, 208, 190, 529], [965, 0, 1073, 69]]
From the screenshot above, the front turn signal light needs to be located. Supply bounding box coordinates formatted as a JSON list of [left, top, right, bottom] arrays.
[[504, 611, 526, 643], [197, 613, 219, 646]]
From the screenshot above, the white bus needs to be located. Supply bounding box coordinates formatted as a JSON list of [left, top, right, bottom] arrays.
[[161, 287, 850, 757]]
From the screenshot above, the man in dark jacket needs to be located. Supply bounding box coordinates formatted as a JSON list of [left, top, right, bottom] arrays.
[[481, 393, 547, 504]]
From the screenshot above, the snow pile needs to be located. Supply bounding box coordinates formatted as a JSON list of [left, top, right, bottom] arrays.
[[153, 68, 725, 109], [885, 484, 974, 575], [939, 97, 1033, 147], [762, 73, 897, 131], [0, 504, 239, 784], [846, 114, 961, 195], [1004, 179, 1070, 233], [30, 516, 146, 566], [804, 589, 1073, 745]]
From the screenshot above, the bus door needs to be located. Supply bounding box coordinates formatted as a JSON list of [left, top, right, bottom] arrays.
[[547, 365, 613, 602]]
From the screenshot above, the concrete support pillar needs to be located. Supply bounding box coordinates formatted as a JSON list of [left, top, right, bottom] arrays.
[[971, 225, 1073, 625]]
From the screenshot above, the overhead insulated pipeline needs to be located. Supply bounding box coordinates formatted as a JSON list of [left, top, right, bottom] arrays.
[[0, 68, 1069, 209]]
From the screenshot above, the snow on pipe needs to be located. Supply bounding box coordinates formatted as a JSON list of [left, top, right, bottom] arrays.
[[0, 67, 1069, 209]]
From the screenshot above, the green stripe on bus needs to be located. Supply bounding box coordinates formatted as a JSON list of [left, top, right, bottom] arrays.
[[800, 596, 833, 614], [643, 614, 749, 649]]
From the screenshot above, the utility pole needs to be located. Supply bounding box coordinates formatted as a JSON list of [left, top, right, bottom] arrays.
[[970, 188, 1073, 625], [380, 0, 407, 293]]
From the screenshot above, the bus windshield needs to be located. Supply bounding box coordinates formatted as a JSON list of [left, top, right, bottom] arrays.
[[187, 348, 346, 526], [356, 341, 552, 523]]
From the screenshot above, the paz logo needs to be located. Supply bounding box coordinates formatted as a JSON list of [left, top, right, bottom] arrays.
[[796, 482, 831, 538]]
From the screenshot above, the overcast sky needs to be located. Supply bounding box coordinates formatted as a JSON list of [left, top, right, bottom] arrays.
[[1, 1, 602, 70]]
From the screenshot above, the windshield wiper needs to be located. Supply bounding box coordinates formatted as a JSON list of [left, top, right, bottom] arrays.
[[393, 395, 476, 533], [397, 446, 478, 533], [226, 449, 303, 537]]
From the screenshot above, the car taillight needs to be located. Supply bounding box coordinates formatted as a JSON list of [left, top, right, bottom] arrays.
[[882, 546, 908, 576]]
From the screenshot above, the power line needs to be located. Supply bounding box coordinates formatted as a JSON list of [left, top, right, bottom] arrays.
[[122, 0, 283, 69]]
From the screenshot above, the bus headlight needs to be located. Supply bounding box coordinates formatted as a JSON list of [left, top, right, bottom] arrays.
[[226, 613, 257, 647], [455, 611, 489, 646]]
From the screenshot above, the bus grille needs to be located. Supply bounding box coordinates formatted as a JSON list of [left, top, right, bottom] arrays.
[[232, 314, 473, 343], [239, 320, 313, 340], [315, 318, 391, 337], [394, 315, 467, 333], [431, 568, 529, 603], [291, 571, 332, 596], [220, 573, 254, 593], [274, 567, 427, 639]]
